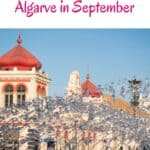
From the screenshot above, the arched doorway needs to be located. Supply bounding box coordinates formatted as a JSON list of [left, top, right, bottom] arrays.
[[5, 85, 13, 107], [17, 85, 26, 105]]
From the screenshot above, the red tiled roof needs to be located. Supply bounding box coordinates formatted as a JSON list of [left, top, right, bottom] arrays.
[[81, 74, 101, 98], [0, 35, 41, 70], [102, 94, 150, 116]]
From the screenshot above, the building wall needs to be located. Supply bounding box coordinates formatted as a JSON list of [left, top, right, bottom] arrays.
[[0, 67, 51, 108]]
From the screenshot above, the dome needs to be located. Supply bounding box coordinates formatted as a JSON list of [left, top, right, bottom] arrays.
[[81, 74, 101, 98], [0, 35, 41, 70]]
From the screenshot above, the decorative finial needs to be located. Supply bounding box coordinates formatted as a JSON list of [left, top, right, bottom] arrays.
[[86, 73, 90, 80], [86, 64, 90, 80], [17, 33, 22, 44]]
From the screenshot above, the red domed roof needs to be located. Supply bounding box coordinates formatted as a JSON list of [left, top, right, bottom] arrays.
[[0, 35, 41, 70], [81, 74, 101, 98]]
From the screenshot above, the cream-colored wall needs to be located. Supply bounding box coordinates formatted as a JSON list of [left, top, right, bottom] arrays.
[[46, 83, 49, 96], [66, 70, 82, 99], [82, 97, 100, 103], [27, 77, 37, 100], [0, 68, 51, 108], [0, 84, 4, 108]]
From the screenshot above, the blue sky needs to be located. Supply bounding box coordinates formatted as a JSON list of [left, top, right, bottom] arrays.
[[0, 29, 149, 96]]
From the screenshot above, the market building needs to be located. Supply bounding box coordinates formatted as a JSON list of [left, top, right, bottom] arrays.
[[0, 35, 51, 108]]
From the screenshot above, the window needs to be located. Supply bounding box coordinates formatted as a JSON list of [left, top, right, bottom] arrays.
[[17, 85, 26, 105], [5, 85, 13, 107], [37, 86, 41, 98], [120, 146, 123, 150], [5, 68, 9, 70], [143, 147, 147, 150]]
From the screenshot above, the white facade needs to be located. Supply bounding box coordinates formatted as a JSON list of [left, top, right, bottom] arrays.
[[82, 97, 101, 104], [139, 98, 150, 113], [0, 67, 51, 108], [66, 70, 82, 100]]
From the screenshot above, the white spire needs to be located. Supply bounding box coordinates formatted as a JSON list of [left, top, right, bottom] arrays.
[[65, 70, 82, 100]]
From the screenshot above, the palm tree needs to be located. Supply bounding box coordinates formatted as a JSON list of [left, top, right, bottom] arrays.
[[128, 77, 141, 115]]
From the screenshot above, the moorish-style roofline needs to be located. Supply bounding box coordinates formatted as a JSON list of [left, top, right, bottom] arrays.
[[0, 35, 41, 70]]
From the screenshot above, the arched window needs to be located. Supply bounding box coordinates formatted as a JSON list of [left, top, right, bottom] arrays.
[[5, 85, 13, 107], [143, 146, 147, 150], [42, 87, 46, 97], [37, 86, 41, 98], [17, 85, 26, 105], [120, 146, 123, 150]]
